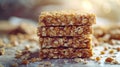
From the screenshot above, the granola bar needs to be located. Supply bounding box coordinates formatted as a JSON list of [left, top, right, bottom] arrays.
[[39, 10, 96, 26], [39, 48, 92, 59], [39, 37, 91, 48], [38, 26, 92, 37]]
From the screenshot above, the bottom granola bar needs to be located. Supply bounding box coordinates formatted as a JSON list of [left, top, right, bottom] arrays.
[[39, 48, 92, 59]]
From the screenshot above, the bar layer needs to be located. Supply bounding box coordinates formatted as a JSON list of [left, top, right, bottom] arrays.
[[38, 26, 92, 37], [39, 10, 96, 26], [39, 48, 92, 59], [39, 37, 91, 48]]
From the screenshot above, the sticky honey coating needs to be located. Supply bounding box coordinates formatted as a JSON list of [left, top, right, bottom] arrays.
[[39, 48, 93, 59], [39, 10, 96, 26]]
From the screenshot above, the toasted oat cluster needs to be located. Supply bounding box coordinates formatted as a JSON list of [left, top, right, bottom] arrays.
[[38, 10, 96, 59]]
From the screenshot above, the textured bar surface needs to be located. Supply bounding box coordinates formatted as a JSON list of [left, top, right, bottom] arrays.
[[39, 48, 92, 59], [39, 10, 96, 26], [38, 26, 92, 37], [39, 37, 91, 48]]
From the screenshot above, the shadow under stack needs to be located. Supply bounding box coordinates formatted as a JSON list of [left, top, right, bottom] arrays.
[[38, 10, 96, 59]]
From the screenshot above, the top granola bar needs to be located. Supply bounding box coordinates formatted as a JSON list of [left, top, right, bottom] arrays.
[[39, 10, 96, 26]]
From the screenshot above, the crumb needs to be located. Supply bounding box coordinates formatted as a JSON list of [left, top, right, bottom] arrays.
[[116, 47, 120, 52], [98, 62, 101, 64], [95, 57, 101, 61], [9, 35, 17, 43], [64, 60, 68, 63], [30, 58, 38, 63], [11, 41, 18, 47], [105, 57, 114, 63], [15, 50, 22, 59], [90, 57, 95, 60], [109, 49, 114, 54], [6, 44, 13, 48], [100, 51, 105, 55], [104, 47, 108, 51], [25, 45, 30, 50], [83, 61, 88, 64], [11, 63, 18, 67], [112, 60, 119, 64], [38, 64, 44, 67], [16, 50, 22, 54], [74, 58, 82, 63], [44, 61, 52, 66], [0, 48, 5, 55], [15, 53, 22, 59], [21, 60, 29, 65]]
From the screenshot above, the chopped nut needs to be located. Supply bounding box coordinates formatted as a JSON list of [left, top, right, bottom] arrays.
[[105, 57, 114, 63], [38, 64, 44, 67]]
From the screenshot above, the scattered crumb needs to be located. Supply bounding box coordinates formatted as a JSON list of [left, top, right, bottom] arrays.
[[21, 60, 29, 65], [25, 45, 30, 50], [112, 60, 119, 64], [100, 51, 105, 55], [0, 48, 5, 55], [44, 61, 52, 66], [83, 61, 88, 64], [109, 49, 114, 54], [74, 58, 82, 63], [95, 57, 101, 61], [116, 47, 120, 52], [105, 57, 114, 63], [6, 44, 13, 48], [63, 60, 68, 63], [89, 57, 95, 61], [11, 63, 18, 67], [11, 41, 19, 47], [38, 64, 44, 67], [104, 47, 108, 51]]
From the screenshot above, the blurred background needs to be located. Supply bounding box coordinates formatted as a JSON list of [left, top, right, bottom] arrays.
[[0, 0, 120, 23]]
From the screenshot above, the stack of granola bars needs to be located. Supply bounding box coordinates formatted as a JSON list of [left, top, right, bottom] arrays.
[[38, 10, 96, 59]]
